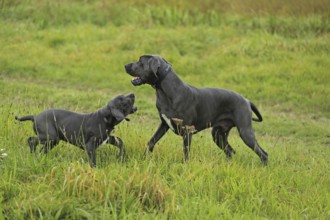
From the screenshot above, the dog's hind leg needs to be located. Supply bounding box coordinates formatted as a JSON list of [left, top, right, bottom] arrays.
[[234, 109, 268, 164], [107, 135, 126, 161], [27, 137, 39, 153], [39, 139, 59, 154], [212, 126, 236, 158], [238, 126, 268, 165]]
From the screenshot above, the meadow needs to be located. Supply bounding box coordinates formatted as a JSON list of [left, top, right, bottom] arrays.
[[0, 0, 329, 219]]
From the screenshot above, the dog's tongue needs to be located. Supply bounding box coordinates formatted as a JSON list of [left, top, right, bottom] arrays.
[[131, 77, 143, 86]]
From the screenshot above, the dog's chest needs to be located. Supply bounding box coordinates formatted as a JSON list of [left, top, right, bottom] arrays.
[[161, 114, 197, 135], [161, 114, 175, 131], [100, 129, 114, 145]]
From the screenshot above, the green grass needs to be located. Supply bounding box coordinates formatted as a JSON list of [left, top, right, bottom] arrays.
[[1, 0, 330, 219]]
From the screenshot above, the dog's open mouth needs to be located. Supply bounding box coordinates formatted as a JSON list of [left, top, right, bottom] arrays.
[[125, 106, 138, 121], [131, 77, 144, 86], [131, 106, 138, 113]]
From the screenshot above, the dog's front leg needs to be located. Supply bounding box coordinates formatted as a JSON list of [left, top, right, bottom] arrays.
[[145, 121, 169, 155], [107, 135, 125, 162], [183, 132, 192, 162], [86, 140, 96, 167]]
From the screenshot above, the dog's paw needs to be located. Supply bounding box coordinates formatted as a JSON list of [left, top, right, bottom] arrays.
[[116, 151, 127, 163], [143, 147, 153, 159]]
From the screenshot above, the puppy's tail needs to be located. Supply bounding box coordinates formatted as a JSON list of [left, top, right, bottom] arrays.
[[15, 115, 34, 122], [250, 102, 263, 122]]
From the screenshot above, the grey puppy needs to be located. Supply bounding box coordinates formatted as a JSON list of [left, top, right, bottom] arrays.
[[125, 55, 268, 164], [15, 94, 137, 167]]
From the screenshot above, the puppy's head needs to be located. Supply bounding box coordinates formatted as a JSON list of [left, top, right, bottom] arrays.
[[125, 55, 169, 86], [101, 93, 137, 126]]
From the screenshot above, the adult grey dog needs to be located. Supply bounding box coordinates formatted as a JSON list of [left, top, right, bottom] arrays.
[[125, 55, 268, 164], [15, 94, 137, 167]]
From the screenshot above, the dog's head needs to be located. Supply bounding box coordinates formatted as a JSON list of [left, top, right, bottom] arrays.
[[125, 55, 170, 86], [100, 93, 137, 126]]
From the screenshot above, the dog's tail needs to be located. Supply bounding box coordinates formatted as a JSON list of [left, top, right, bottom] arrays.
[[250, 102, 263, 122], [15, 115, 34, 122]]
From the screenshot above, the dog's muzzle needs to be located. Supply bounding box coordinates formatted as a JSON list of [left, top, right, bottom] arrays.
[[125, 64, 145, 86], [131, 77, 144, 86], [131, 106, 138, 113], [125, 105, 138, 122]]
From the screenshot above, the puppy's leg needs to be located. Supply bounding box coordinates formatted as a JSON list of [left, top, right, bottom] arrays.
[[39, 139, 58, 154], [211, 127, 236, 158], [27, 137, 39, 153], [36, 126, 58, 154], [183, 132, 192, 162], [107, 135, 125, 161], [145, 121, 169, 156], [86, 140, 97, 167]]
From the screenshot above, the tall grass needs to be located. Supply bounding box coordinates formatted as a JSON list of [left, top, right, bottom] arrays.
[[1, 0, 330, 37]]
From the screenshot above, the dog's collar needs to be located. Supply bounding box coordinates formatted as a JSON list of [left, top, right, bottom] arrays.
[[152, 64, 171, 88]]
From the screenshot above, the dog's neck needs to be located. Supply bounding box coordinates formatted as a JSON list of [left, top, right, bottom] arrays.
[[152, 63, 171, 88], [96, 107, 115, 128], [102, 116, 116, 131], [155, 68, 197, 108]]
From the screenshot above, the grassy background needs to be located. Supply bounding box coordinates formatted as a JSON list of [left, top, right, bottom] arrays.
[[0, 0, 329, 219]]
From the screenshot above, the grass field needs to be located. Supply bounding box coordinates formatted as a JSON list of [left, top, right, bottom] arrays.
[[0, 0, 329, 219]]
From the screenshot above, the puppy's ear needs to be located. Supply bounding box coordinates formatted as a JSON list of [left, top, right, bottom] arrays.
[[111, 108, 125, 121], [162, 58, 170, 64], [148, 57, 161, 77]]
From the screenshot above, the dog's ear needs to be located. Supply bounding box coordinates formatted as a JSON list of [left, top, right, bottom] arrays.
[[162, 57, 170, 64], [111, 108, 125, 121], [148, 57, 161, 76]]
